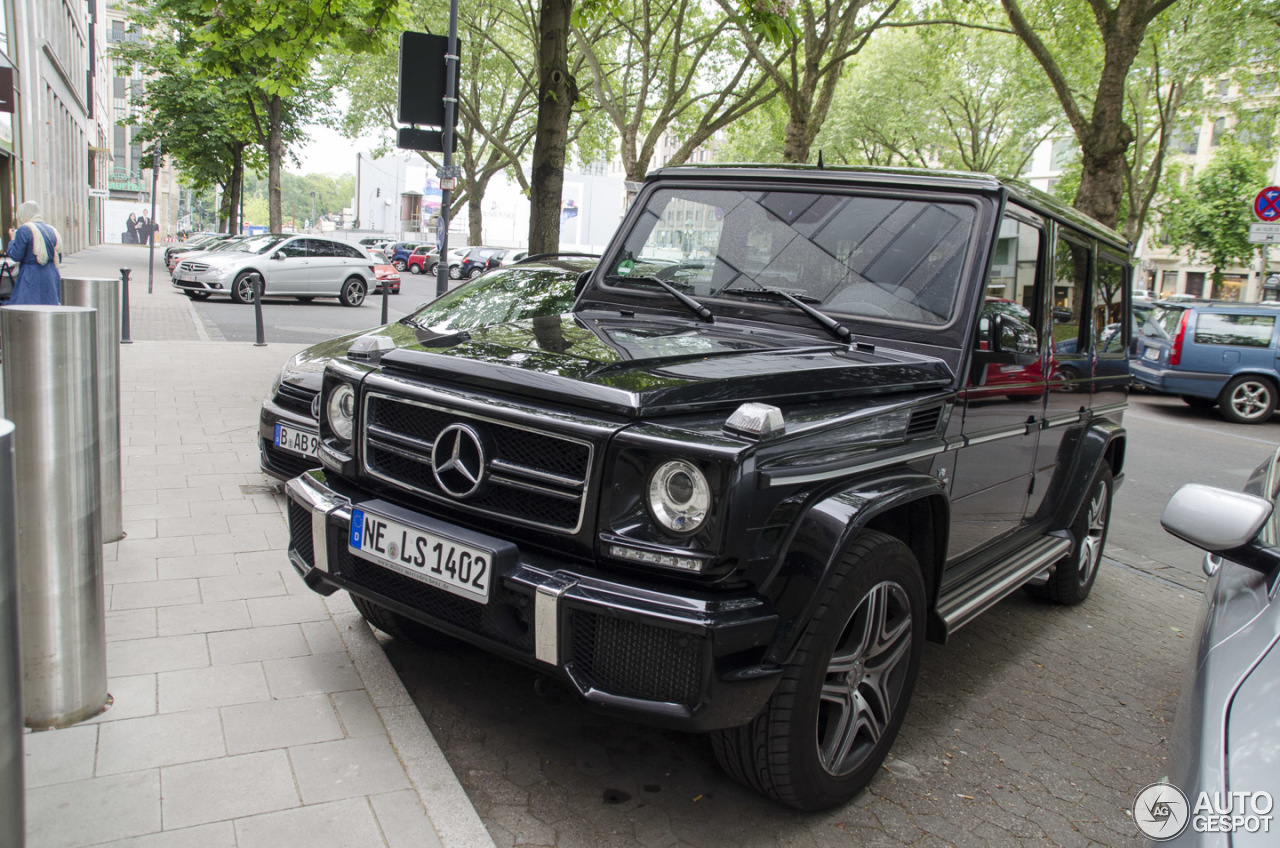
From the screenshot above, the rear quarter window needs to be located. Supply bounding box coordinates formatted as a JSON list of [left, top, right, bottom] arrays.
[[1193, 313, 1276, 347]]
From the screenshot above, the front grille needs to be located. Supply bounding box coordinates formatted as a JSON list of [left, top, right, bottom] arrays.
[[178, 261, 209, 273], [362, 393, 593, 533], [288, 500, 315, 567], [262, 439, 320, 480], [334, 548, 534, 652], [568, 611, 703, 706], [275, 382, 318, 416]]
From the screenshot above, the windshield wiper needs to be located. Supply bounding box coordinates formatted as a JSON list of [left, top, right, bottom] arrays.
[[604, 275, 714, 323], [721, 285, 852, 344]]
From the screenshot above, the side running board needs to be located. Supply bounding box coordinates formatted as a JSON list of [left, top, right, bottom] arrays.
[[935, 534, 1072, 640]]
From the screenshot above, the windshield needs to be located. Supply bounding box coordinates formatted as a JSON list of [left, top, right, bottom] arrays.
[[408, 266, 578, 332], [602, 188, 978, 326], [240, 235, 287, 255]]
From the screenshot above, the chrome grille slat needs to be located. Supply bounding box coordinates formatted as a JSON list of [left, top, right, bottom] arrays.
[[361, 392, 594, 534]]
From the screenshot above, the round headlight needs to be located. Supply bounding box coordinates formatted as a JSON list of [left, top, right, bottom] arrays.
[[327, 383, 356, 442], [647, 460, 710, 535]]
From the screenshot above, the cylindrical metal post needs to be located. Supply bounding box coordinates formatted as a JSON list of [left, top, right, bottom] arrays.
[[0, 420, 25, 848], [1, 306, 108, 729], [60, 276, 125, 543], [252, 273, 266, 347], [119, 267, 132, 344], [380, 279, 389, 326]]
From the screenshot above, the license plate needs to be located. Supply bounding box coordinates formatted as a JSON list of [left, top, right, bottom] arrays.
[[1143, 347, 1160, 361], [348, 508, 492, 602], [274, 423, 320, 457]]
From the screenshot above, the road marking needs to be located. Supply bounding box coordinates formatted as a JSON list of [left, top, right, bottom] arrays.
[[1125, 410, 1280, 446]]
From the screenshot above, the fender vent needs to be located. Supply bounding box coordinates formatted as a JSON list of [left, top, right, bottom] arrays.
[[907, 405, 942, 438]]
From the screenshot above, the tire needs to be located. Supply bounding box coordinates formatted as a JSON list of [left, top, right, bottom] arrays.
[[295, 296, 315, 303], [339, 277, 367, 307], [429, 263, 439, 276], [449, 264, 461, 280], [185, 291, 211, 300], [1180, 395, 1215, 409], [230, 271, 261, 305], [710, 530, 925, 811], [350, 594, 448, 647], [468, 267, 483, 279], [392, 259, 407, 272], [1026, 464, 1112, 605], [1218, 376, 1276, 424], [408, 264, 422, 274]]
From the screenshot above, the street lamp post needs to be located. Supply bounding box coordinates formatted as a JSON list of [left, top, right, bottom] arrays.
[[146, 139, 161, 294], [310, 191, 317, 231]]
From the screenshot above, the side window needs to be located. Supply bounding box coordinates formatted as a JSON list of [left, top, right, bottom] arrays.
[[308, 240, 336, 258], [277, 239, 308, 259], [1094, 254, 1129, 351], [1194, 313, 1276, 347], [1052, 235, 1091, 350], [988, 215, 1043, 319], [333, 242, 362, 259]]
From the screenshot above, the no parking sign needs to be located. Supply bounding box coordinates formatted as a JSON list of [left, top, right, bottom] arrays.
[[1254, 186, 1280, 221]]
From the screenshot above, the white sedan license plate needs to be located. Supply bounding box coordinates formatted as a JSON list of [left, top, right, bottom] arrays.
[[1143, 347, 1160, 362], [348, 508, 492, 602], [274, 423, 320, 457]]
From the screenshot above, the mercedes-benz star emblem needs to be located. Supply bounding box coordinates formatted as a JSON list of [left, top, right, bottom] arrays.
[[431, 424, 487, 499]]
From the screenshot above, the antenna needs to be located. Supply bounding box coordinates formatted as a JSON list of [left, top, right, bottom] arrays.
[[816, 150, 825, 170]]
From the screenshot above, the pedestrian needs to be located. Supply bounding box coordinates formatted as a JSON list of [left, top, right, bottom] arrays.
[[4, 201, 62, 305]]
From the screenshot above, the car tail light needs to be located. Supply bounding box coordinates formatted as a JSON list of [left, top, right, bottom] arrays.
[[1169, 310, 1190, 366]]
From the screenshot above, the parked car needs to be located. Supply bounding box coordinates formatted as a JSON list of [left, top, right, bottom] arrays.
[[457, 246, 505, 279], [387, 242, 426, 272], [405, 246, 440, 275], [1130, 301, 1280, 423], [358, 237, 394, 249], [171, 234, 375, 306], [443, 245, 472, 279], [1153, 451, 1280, 844], [165, 233, 230, 272], [282, 165, 1133, 811], [259, 256, 593, 481], [366, 248, 401, 294]]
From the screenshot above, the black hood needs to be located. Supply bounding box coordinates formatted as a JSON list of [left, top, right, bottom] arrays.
[[376, 313, 954, 416]]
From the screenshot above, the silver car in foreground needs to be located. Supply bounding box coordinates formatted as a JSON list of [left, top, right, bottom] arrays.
[[171, 234, 375, 306], [1152, 451, 1280, 845]]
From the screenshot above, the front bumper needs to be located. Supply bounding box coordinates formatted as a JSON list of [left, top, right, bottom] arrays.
[[283, 469, 782, 731], [259, 395, 322, 482]]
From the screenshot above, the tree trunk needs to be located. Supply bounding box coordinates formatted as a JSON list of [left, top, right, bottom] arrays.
[[267, 95, 284, 233], [528, 0, 577, 254], [468, 191, 484, 246]]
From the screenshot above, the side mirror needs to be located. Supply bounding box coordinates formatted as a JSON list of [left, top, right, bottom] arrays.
[[976, 313, 1039, 366], [574, 270, 592, 298], [1161, 483, 1280, 576], [272, 252, 287, 261]]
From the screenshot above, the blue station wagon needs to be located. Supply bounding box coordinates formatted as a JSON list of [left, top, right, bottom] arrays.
[[1131, 302, 1280, 424]]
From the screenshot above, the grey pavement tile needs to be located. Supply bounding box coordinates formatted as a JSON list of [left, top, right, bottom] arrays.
[[263, 652, 363, 699], [126, 500, 193, 521], [106, 608, 157, 642], [301, 620, 349, 656], [156, 600, 252, 637], [199, 571, 286, 603], [82, 674, 158, 724], [234, 798, 386, 848], [156, 515, 233, 538], [208, 624, 310, 666], [158, 662, 270, 713], [107, 633, 208, 677], [22, 724, 99, 789], [89, 821, 236, 848], [221, 694, 344, 755], [289, 736, 411, 804], [333, 691, 386, 739], [113, 535, 197, 560], [122, 519, 158, 539], [95, 708, 226, 775], [26, 769, 160, 848], [110, 578, 201, 610], [247, 593, 330, 627], [156, 553, 240, 581], [194, 530, 273, 556], [200, 499, 264, 518], [103, 558, 159, 585], [237, 550, 293, 573], [163, 485, 230, 504], [160, 750, 300, 831], [371, 790, 447, 848], [123, 489, 160, 506], [187, 473, 260, 488]]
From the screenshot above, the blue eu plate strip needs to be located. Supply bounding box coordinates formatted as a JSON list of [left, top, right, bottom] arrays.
[[349, 509, 366, 549]]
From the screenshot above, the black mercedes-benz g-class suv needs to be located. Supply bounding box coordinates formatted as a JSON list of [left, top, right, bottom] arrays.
[[284, 165, 1131, 810]]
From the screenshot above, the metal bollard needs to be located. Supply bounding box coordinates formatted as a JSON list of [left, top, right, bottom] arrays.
[[381, 280, 389, 326], [60, 277, 125, 543], [1, 306, 108, 728], [119, 267, 133, 344], [0, 420, 24, 848], [252, 272, 266, 347]]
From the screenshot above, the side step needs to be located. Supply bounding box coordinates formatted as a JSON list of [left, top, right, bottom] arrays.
[[935, 534, 1072, 640]]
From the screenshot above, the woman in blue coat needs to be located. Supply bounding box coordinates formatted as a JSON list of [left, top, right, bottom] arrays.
[[4, 201, 62, 305]]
